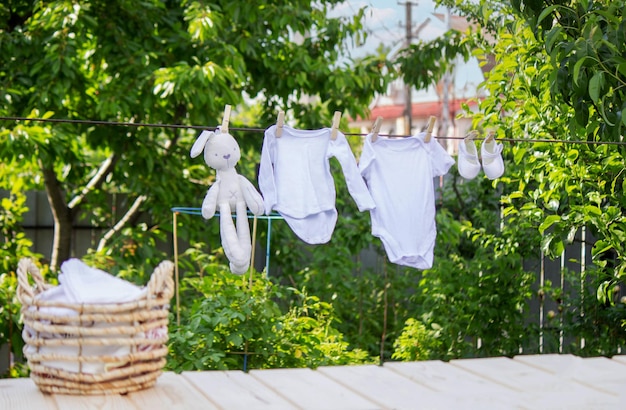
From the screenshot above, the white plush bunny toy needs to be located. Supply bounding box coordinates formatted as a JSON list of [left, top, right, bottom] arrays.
[[190, 128, 264, 274]]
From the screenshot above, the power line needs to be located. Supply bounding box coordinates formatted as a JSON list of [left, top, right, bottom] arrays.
[[356, 1, 404, 41], [0, 116, 211, 130], [1, 115, 625, 146]]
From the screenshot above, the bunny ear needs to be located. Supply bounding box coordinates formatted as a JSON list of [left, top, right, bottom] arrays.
[[190, 130, 213, 158]]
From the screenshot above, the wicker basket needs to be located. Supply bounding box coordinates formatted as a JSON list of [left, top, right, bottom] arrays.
[[17, 258, 175, 395]]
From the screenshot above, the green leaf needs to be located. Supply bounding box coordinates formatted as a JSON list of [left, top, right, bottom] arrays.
[[566, 225, 578, 243], [552, 238, 565, 256], [584, 205, 602, 216], [574, 98, 589, 126], [539, 215, 561, 234], [580, 0, 589, 11], [592, 240, 613, 257], [573, 56, 591, 86], [566, 149, 579, 161], [541, 235, 553, 255], [588, 71, 605, 104], [545, 26, 563, 53], [513, 147, 527, 165]]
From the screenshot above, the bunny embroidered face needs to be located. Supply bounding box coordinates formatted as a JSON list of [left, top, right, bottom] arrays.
[[203, 132, 241, 171], [190, 129, 242, 171]]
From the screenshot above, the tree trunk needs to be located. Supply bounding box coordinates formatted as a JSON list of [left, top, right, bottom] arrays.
[[41, 165, 73, 270]]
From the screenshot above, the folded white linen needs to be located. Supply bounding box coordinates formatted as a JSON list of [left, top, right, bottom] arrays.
[[58, 258, 145, 304]]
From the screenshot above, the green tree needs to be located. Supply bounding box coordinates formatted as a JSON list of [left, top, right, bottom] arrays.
[[0, 0, 391, 269], [392, 0, 626, 356], [470, 0, 626, 326]]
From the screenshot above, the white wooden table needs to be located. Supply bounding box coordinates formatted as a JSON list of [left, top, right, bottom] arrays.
[[1, 354, 624, 409]]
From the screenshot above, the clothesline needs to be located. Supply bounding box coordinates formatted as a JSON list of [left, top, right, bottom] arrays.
[[1, 115, 625, 146]]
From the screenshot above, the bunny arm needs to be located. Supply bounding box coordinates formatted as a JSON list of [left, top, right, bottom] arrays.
[[238, 175, 264, 216], [201, 182, 220, 219]]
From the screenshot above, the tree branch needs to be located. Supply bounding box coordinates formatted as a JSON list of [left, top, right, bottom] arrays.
[[94, 105, 185, 251], [39, 161, 72, 269], [67, 153, 119, 210], [40, 163, 69, 215], [96, 194, 147, 251], [451, 175, 470, 221]]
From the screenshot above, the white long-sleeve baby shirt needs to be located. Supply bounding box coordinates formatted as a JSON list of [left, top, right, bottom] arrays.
[[258, 124, 375, 244], [359, 132, 454, 269]]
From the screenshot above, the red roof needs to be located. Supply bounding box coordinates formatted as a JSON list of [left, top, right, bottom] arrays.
[[369, 99, 477, 120]]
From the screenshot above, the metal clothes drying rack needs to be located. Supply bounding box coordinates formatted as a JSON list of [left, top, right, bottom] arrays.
[[170, 207, 283, 322]]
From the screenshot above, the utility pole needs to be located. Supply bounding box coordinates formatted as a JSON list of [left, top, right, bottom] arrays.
[[399, 1, 417, 135], [398, 2, 431, 136], [440, 9, 451, 150]]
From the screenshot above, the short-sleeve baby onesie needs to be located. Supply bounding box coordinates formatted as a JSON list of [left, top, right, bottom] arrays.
[[359, 132, 454, 269], [258, 124, 375, 244]]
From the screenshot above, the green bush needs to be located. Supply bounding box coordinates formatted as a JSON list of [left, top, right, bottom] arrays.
[[0, 187, 39, 378], [0, 271, 27, 378], [392, 318, 442, 361], [166, 246, 375, 372]]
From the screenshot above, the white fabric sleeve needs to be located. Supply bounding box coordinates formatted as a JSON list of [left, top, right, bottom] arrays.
[[357, 133, 375, 179], [427, 137, 455, 177], [258, 125, 278, 214], [330, 131, 376, 211]]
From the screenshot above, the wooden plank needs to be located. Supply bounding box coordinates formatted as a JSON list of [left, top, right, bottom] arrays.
[[384, 360, 522, 408], [453, 356, 563, 390], [514, 353, 581, 373], [127, 372, 219, 410], [319, 363, 474, 409], [49, 373, 205, 410], [183, 370, 297, 410], [385, 360, 510, 393], [0, 377, 58, 410], [570, 356, 626, 398], [453, 355, 617, 408], [516, 354, 626, 397], [52, 391, 139, 410], [249, 367, 380, 410], [612, 355, 626, 366]]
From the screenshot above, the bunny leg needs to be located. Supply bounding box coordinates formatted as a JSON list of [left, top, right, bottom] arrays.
[[219, 203, 250, 275], [235, 200, 252, 256]]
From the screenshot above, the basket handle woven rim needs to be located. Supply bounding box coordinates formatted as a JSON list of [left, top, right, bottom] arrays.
[[17, 258, 175, 304], [146, 260, 175, 301], [17, 258, 50, 304]]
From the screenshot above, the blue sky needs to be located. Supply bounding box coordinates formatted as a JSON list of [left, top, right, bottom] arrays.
[[330, 1, 447, 58], [328, 1, 486, 101]]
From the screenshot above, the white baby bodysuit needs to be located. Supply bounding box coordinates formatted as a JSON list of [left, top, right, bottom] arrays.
[[359, 132, 454, 269], [258, 124, 375, 244]]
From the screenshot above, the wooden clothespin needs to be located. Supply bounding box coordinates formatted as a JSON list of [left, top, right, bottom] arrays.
[[370, 116, 383, 142], [485, 130, 495, 143], [330, 111, 342, 140], [276, 111, 285, 137], [466, 130, 479, 141], [221, 104, 232, 134], [424, 116, 436, 143]]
